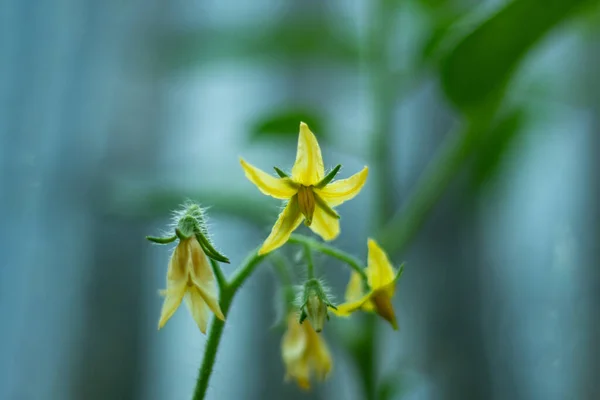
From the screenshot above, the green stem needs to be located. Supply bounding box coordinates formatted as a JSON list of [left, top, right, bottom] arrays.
[[304, 243, 315, 279], [270, 253, 296, 306], [353, 314, 377, 400], [192, 294, 232, 400], [228, 250, 267, 290], [288, 234, 368, 284], [376, 124, 479, 253], [192, 247, 266, 400], [209, 259, 228, 292]]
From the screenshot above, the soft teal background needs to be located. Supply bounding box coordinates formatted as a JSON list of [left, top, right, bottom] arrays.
[[1, 0, 599, 399]]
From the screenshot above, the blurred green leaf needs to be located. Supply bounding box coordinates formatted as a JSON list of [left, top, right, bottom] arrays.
[[160, 17, 359, 71], [420, 14, 462, 65], [470, 108, 526, 192], [250, 109, 326, 142], [378, 370, 422, 400], [441, 0, 592, 115]]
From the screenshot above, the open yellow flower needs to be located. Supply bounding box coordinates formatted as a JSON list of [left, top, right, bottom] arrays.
[[332, 239, 404, 329], [241, 122, 368, 255], [281, 314, 332, 390], [158, 236, 225, 333]]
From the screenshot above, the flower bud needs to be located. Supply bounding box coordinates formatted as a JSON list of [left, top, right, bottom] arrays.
[[172, 202, 230, 263], [298, 279, 337, 333]]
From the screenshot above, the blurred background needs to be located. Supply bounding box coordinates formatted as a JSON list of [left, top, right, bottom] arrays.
[[1, 0, 599, 399]]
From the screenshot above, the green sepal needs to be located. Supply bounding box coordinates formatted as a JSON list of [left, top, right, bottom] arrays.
[[196, 232, 230, 264], [298, 278, 337, 332], [313, 192, 340, 219], [175, 228, 190, 241], [145, 235, 177, 244], [394, 262, 405, 283], [299, 309, 308, 324], [315, 164, 341, 188], [274, 166, 289, 178]]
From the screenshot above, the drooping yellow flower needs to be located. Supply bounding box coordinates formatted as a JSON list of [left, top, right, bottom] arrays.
[[332, 239, 404, 329], [158, 236, 225, 333], [241, 122, 368, 255], [281, 314, 332, 390]]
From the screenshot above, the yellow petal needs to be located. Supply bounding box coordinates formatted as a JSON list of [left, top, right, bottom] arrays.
[[291, 122, 325, 186], [167, 239, 191, 282], [282, 315, 311, 389], [259, 196, 304, 255], [282, 315, 307, 366], [344, 271, 365, 302], [185, 288, 211, 334], [189, 238, 225, 320], [367, 239, 396, 290], [287, 359, 311, 391], [308, 203, 340, 241], [330, 292, 371, 317], [240, 158, 298, 199], [157, 281, 186, 329], [314, 166, 368, 207], [371, 288, 398, 330], [305, 322, 332, 381]]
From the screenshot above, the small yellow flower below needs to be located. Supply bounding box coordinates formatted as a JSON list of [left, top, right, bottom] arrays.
[[240, 122, 369, 255], [332, 239, 404, 329], [158, 236, 225, 333], [281, 314, 332, 390]]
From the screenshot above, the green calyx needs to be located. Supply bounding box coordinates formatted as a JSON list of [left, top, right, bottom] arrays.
[[147, 202, 230, 263], [313, 191, 340, 219], [298, 278, 337, 332], [146, 235, 177, 244]]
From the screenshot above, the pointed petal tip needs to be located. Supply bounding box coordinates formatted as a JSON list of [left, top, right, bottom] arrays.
[[299, 121, 308, 128], [215, 309, 226, 321], [325, 231, 340, 241]]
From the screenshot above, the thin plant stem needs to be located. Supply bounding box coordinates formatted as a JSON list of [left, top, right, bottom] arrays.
[[192, 247, 265, 400], [270, 253, 296, 306], [304, 243, 315, 279], [228, 250, 267, 290], [192, 294, 232, 400], [377, 123, 480, 253], [209, 258, 227, 292], [288, 234, 367, 284]]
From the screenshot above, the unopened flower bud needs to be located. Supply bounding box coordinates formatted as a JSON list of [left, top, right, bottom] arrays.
[[306, 292, 328, 332], [173, 202, 230, 263], [298, 279, 337, 333]]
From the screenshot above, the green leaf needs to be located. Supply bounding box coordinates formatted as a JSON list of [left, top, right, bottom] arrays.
[[159, 17, 359, 71], [250, 109, 326, 142], [470, 108, 526, 192], [441, 0, 592, 115]]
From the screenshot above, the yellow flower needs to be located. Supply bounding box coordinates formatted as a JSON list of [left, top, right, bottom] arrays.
[[158, 236, 225, 333], [241, 122, 368, 255], [281, 314, 332, 390], [332, 239, 404, 329]]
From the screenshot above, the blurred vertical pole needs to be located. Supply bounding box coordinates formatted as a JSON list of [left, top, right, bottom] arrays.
[[581, 34, 600, 399], [67, 0, 167, 399], [410, 99, 492, 399]]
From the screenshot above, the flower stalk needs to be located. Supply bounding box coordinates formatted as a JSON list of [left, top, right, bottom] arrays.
[[192, 247, 265, 400], [289, 234, 368, 286]]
